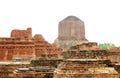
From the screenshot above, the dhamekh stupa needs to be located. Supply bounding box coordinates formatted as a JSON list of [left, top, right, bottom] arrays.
[[56, 16, 88, 49]]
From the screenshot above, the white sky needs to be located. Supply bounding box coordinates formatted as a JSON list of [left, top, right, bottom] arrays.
[[0, 0, 120, 46]]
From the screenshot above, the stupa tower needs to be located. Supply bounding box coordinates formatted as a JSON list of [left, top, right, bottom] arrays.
[[57, 16, 88, 49]]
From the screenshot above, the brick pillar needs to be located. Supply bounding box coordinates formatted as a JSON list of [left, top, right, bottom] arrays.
[[4, 50, 8, 61]]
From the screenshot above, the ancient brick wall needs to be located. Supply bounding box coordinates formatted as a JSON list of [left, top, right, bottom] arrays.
[[54, 59, 119, 78], [107, 47, 120, 63], [70, 42, 99, 50], [0, 28, 63, 61], [34, 34, 63, 59], [11, 28, 32, 39], [0, 37, 35, 61], [0, 49, 6, 60]]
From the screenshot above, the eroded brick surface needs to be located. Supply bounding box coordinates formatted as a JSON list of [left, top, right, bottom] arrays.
[[0, 28, 63, 61]]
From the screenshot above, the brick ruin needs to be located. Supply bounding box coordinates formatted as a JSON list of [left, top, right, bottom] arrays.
[[108, 47, 120, 63], [64, 42, 120, 63], [26, 42, 120, 78], [0, 37, 35, 61], [34, 34, 62, 59], [53, 43, 120, 78], [1, 42, 120, 78], [0, 28, 63, 61], [11, 28, 32, 39], [0, 16, 120, 78], [54, 59, 118, 78]]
